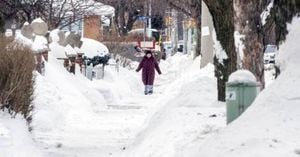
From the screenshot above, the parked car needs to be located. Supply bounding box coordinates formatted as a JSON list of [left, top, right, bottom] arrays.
[[264, 45, 277, 64], [163, 41, 173, 57], [177, 40, 184, 52]]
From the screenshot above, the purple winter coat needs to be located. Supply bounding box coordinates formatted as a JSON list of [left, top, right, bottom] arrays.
[[136, 56, 162, 85]]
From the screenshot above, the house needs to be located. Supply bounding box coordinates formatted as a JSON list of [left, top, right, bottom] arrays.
[[61, 0, 115, 41]]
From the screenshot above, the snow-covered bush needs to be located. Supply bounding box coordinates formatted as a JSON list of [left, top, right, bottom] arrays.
[[0, 37, 35, 118]]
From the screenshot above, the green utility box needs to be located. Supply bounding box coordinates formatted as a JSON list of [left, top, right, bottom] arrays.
[[226, 71, 260, 124]]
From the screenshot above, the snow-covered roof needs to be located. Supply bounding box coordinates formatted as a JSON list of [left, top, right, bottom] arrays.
[[89, 1, 115, 16], [228, 70, 257, 84], [80, 38, 109, 58], [75, 0, 115, 16]]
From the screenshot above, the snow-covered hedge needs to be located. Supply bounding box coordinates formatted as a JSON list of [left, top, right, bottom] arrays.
[[0, 37, 35, 118]]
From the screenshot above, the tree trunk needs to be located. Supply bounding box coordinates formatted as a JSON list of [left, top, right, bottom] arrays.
[[234, 0, 265, 88], [191, 0, 202, 58], [204, 0, 237, 101]]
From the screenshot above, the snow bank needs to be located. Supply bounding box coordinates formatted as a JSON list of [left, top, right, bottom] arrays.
[[91, 65, 143, 105], [123, 54, 226, 157], [189, 17, 300, 157], [228, 70, 257, 84], [276, 18, 300, 72], [32, 43, 143, 150], [31, 54, 108, 147]]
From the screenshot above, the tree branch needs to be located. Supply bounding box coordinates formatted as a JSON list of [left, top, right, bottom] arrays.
[[166, 0, 192, 17]]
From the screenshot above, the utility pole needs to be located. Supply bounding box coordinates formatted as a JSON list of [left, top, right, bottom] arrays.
[[171, 9, 178, 55], [147, 0, 152, 38]]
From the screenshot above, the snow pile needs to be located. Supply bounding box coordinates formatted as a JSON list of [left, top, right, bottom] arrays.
[[65, 44, 77, 56], [81, 38, 109, 58], [15, 31, 34, 47], [31, 46, 142, 152], [49, 29, 60, 43], [91, 65, 143, 105], [49, 42, 67, 59], [261, 0, 274, 26], [123, 55, 226, 157], [0, 113, 44, 157], [276, 19, 300, 72], [228, 70, 257, 84], [31, 55, 108, 147], [188, 17, 300, 157], [157, 53, 194, 83], [15, 18, 48, 52], [32, 36, 48, 53]]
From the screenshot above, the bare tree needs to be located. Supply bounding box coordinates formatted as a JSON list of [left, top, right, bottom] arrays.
[[203, 0, 299, 101], [98, 0, 146, 36], [233, 0, 266, 88], [98, 0, 168, 36], [203, 0, 236, 101], [0, 0, 106, 30], [0, 0, 40, 24]]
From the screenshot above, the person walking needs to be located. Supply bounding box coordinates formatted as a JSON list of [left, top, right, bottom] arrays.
[[136, 50, 162, 95]]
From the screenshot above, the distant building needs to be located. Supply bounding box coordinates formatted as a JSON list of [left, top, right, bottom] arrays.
[[61, 1, 115, 41]]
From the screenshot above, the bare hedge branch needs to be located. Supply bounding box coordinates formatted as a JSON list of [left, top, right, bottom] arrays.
[[0, 37, 35, 118]]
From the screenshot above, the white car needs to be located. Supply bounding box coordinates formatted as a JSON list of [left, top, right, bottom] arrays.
[[163, 41, 173, 57], [264, 45, 277, 64]]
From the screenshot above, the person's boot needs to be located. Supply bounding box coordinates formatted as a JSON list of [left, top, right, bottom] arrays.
[[148, 85, 153, 95]]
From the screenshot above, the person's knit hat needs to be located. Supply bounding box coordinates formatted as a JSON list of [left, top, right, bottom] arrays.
[[145, 50, 152, 55]]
